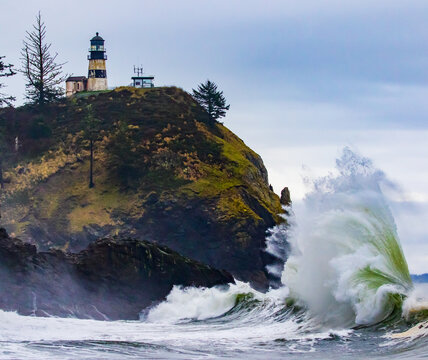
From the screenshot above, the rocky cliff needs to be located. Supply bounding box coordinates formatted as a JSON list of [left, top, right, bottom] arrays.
[[0, 87, 284, 289], [0, 228, 233, 320]]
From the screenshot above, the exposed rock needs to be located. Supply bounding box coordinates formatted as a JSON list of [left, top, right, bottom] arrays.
[[280, 187, 292, 206], [0, 229, 233, 320]]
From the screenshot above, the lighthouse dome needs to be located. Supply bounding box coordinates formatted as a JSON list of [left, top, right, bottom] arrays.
[[91, 32, 104, 42]]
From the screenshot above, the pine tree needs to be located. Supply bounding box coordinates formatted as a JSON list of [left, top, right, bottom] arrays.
[[82, 105, 102, 188], [20, 12, 66, 106], [0, 127, 11, 223], [0, 56, 16, 107], [106, 119, 146, 186], [192, 80, 230, 122], [0, 130, 8, 190]]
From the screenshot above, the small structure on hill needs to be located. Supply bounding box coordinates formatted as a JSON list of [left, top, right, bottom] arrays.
[[66, 32, 108, 97], [131, 66, 154, 88], [66, 76, 87, 97]]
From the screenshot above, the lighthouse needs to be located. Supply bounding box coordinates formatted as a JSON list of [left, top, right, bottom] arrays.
[[87, 32, 108, 91]]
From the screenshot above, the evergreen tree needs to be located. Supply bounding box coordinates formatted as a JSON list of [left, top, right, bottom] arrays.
[[20, 12, 66, 106], [0, 131, 6, 190], [192, 80, 230, 122], [106, 120, 142, 186], [0, 56, 16, 107], [0, 127, 12, 190], [82, 105, 101, 188], [0, 127, 11, 223]]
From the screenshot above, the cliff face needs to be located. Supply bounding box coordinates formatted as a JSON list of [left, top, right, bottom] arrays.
[[0, 87, 284, 289], [0, 228, 233, 320]]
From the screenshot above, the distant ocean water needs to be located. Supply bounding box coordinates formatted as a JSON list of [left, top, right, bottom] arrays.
[[411, 274, 428, 283]]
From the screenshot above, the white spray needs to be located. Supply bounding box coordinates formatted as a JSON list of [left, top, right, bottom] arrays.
[[281, 148, 412, 327]]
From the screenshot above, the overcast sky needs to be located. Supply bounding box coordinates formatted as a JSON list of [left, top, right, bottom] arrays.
[[1, 0, 427, 273]]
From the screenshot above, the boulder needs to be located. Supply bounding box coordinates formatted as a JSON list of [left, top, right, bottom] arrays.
[[280, 187, 292, 206]]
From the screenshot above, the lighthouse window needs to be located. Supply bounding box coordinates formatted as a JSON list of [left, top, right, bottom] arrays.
[[94, 70, 106, 78], [89, 70, 106, 78]]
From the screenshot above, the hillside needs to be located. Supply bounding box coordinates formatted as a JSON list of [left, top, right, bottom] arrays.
[[0, 87, 284, 289]]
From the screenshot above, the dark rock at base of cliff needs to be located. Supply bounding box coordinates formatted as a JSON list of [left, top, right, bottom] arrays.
[[133, 191, 277, 291], [0, 229, 234, 320]]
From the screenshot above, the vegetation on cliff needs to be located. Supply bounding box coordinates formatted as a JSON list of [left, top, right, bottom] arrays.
[[0, 86, 283, 288], [0, 55, 16, 107], [192, 80, 230, 121]]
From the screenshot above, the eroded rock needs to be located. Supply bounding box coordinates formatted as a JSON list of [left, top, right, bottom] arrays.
[[0, 229, 233, 320]]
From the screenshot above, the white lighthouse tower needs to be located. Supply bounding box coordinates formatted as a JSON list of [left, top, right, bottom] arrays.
[[87, 32, 108, 91]]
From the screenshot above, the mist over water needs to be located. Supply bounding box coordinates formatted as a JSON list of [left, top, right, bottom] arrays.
[[0, 148, 427, 359]]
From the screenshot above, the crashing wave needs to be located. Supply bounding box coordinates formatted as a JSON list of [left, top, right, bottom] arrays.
[[282, 148, 412, 327], [148, 148, 424, 332]]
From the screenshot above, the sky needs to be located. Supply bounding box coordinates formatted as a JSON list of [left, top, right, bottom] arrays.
[[1, 0, 428, 273]]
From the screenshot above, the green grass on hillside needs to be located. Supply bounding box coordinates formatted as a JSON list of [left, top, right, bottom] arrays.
[[0, 86, 283, 244]]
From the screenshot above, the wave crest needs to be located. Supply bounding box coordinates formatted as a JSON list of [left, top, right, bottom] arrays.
[[282, 148, 412, 327]]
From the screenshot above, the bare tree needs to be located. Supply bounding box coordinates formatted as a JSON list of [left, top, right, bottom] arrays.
[[20, 12, 66, 106], [0, 55, 16, 107]]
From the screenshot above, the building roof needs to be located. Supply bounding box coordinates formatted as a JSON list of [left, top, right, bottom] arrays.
[[66, 76, 87, 82], [132, 76, 155, 80], [91, 32, 104, 41]]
